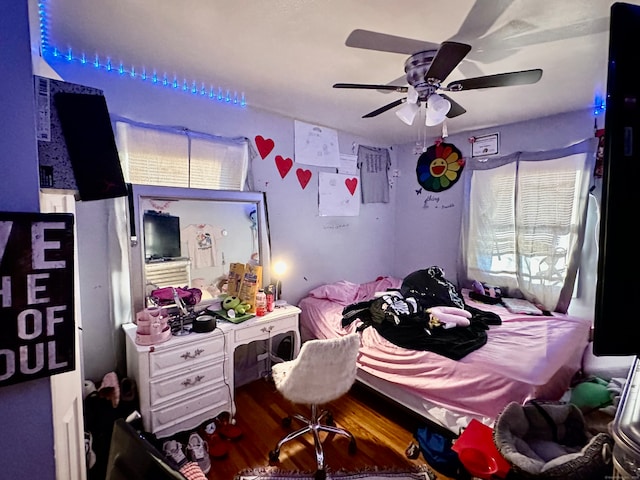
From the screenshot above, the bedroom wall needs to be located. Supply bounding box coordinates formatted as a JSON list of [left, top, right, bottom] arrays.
[[46, 60, 602, 381], [392, 108, 601, 319], [45, 61, 401, 380], [0, 2, 56, 478]]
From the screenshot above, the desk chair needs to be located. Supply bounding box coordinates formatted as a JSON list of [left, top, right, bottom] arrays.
[[268, 333, 360, 480]]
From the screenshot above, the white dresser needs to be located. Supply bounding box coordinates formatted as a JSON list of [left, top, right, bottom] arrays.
[[123, 305, 301, 438]]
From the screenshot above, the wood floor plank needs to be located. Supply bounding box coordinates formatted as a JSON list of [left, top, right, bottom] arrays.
[[206, 378, 455, 480]]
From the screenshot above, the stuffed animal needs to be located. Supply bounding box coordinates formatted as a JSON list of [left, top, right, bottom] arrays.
[[427, 306, 471, 329], [221, 295, 251, 315]]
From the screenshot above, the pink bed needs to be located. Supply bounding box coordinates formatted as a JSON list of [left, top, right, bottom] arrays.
[[298, 276, 591, 433]]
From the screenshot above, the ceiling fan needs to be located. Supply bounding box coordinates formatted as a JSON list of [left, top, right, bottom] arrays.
[[333, 30, 543, 126]]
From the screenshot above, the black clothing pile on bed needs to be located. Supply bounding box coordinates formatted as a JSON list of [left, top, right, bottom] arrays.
[[342, 266, 501, 360]]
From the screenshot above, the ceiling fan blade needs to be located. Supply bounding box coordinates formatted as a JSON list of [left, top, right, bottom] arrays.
[[333, 83, 408, 93], [440, 94, 466, 118], [346, 29, 439, 55], [425, 41, 472, 82], [446, 68, 542, 91], [449, 0, 517, 43], [363, 98, 406, 118]]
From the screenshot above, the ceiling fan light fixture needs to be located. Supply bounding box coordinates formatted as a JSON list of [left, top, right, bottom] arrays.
[[396, 101, 420, 125], [406, 85, 419, 104], [425, 93, 451, 126]]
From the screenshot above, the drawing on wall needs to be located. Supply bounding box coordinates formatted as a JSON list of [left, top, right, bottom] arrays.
[[416, 142, 465, 192], [294, 120, 340, 167], [318, 172, 360, 217], [339, 154, 358, 175]]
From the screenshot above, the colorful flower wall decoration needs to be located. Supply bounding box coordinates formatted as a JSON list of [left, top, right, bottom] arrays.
[[416, 142, 465, 192]]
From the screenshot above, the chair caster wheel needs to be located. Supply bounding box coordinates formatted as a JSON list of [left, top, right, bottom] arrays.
[[326, 413, 335, 426], [314, 469, 326, 480], [348, 438, 357, 455], [281, 417, 292, 428], [268, 449, 280, 463]]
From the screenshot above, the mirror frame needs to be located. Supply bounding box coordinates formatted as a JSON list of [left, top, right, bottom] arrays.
[[128, 184, 271, 316]]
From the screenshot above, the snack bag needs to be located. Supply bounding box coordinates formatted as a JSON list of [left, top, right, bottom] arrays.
[[238, 263, 262, 313]]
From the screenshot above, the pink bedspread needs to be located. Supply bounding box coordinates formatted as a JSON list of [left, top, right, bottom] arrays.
[[298, 277, 591, 423]]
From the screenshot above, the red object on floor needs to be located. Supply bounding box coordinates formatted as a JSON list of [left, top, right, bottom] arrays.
[[205, 434, 230, 459], [218, 422, 243, 441], [214, 413, 244, 441], [452, 419, 511, 479]]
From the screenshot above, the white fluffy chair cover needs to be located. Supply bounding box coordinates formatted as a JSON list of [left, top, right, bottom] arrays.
[[271, 333, 361, 405]]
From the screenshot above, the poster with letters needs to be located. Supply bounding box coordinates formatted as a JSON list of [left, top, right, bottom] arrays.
[[0, 212, 75, 387]]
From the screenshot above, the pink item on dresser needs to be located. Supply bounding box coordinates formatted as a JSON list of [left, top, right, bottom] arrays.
[[135, 307, 172, 345]]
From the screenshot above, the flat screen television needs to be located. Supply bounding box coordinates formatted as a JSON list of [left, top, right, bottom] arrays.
[[143, 212, 181, 261], [593, 2, 639, 356]]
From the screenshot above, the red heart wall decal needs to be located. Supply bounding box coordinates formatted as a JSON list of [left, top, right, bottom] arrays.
[[275, 155, 293, 178], [255, 135, 275, 159], [296, 168, 312, 189], [345, 177, 358, 196]]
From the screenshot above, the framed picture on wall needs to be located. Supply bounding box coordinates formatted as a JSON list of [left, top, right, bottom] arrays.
[[471, 133, 499, 158]]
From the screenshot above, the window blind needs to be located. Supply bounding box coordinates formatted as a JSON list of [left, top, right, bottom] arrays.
[[115, 121, 248, 190], [459, 139, 596, 312]]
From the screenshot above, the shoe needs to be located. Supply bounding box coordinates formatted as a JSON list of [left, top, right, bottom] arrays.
[[120, 377, 137, 403], [200, 422, 230, 459], [85, 431, 96, 469], [98, 371, 120, 408], [215, 412, 243, 441], [163, 439, 187, 468], [186, 433, 211, 474]]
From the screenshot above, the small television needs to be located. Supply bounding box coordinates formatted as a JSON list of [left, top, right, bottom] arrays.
[[593, 2, 639, 356], [143, 211, 181, 261]]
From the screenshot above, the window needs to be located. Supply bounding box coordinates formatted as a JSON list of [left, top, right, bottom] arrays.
[[115, 121, 248, 190], [458, 139, 596, 312]]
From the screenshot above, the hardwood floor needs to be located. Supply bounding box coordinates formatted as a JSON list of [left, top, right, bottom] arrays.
[[205, 378, 455, 480]]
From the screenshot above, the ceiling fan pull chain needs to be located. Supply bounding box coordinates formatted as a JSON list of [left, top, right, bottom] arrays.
[[441, 121, 448, 138]]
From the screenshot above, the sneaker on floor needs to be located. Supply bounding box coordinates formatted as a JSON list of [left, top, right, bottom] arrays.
[[186, 432, 211, 474], [162, 439, 187, 468], [84, 431, 96, 469]]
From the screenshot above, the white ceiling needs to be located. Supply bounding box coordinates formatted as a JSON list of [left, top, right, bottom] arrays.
[[41, 0, 626, 145]]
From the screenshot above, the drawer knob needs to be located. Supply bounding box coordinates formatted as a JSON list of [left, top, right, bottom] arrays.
[[180, 348, 205, 360], [181, 375, 205, 387], [260, 325, 274, 333]]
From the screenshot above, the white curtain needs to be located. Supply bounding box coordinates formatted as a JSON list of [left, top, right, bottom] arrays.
[[115, 120, 249, 190], [457, 138, 597, 313]]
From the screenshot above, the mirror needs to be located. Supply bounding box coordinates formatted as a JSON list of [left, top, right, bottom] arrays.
[[128, 184, 271, 315]]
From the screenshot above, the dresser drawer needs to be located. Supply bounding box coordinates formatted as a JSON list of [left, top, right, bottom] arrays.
[[149, 358, 227, 407], [150, 388, 231, 438], [149, 334, 225, 378], [233, 314, 298, 344]]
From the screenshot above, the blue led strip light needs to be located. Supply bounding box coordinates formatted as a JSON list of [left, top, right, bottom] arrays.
[[593, 94, 606, 117], [37, 0, 246, 107]]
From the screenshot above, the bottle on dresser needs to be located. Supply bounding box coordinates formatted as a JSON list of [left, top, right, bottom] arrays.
[[265, 285, 275, 312], [255, 289, 267, 316]]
